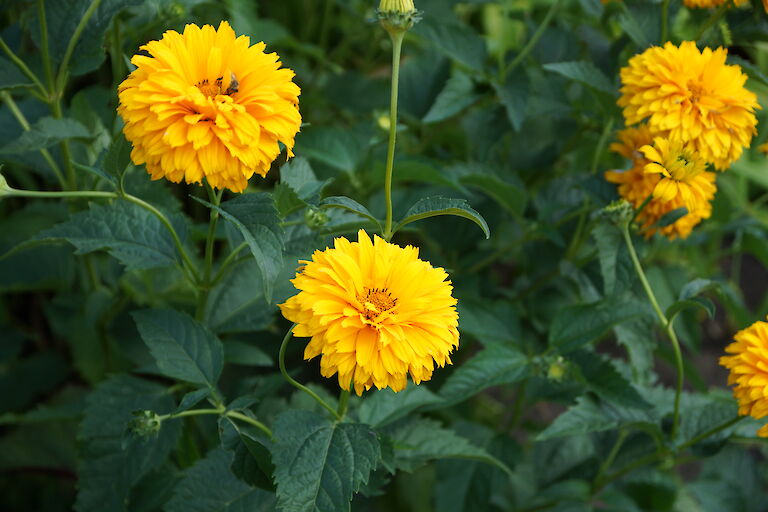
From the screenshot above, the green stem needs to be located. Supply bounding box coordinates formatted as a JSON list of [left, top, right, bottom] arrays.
[[693, 1, 729, 41], [0, 36, 47, 96], [50, 99, 77, 190], [382, 31, 404, 241], [593, 429, 629, 491], [660, 0, 671, 43], [590, 118, 615, 174], [159, 407, 224, 421], [678, 415, 745, 451], [5, 187, 201, 284], [279, 324, 342, 421], [56, 0, 103, 90], [501, 0, 561, 81], [622, 225, 684, 440], [337, 389, 350, 420], [37, 0, 54, 91], [210, 241, 248, 287], [1, 91, 66, 188], [196, 185, 222, 321], [226, 411, 274, 438]]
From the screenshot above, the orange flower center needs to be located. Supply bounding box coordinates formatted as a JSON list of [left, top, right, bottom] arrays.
[[196, 73, 238, 98], [357, 287, 397, 321], [686, 80, 706, 105]]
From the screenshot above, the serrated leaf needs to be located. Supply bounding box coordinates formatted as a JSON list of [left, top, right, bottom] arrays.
[[273, 184, 307, 218], [104, 132, 133, 180], [281, 157, 328, 200], [385, 417, 510, 476], [459, 172, 527, 218], [549, 299, 647, 353], [36, 200, 183, 270], [537, 395, 658, 441], [219, 416, 275, 492], [271, 410, 380, 512], [76, 376, 180, 512], [0, 117, 91, 154], [439, 346, 528, 405], [164, 449, 276, 512], [569, 350, 650, 409], [423, 72, 479, 123], [542, 61, 615, 94], [394, 196, 490, 238], [198, 193, 283, 303], [296, 127, 368, 174], [174, 388, 212, 414], [357, 386, 444, 428], [319, 196, 381, 229], [494, 73, 528, 131], [592, 221, 621, 296], [677, 394, 739, 449], [204, 259, 275, 334], [618, 4, 659, 49], [132, 309, 224, 388], [415, 18, 487, 71]]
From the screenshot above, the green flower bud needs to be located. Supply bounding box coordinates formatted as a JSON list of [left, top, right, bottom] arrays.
[[547, 356, 568, 382], [304, 207, 330, 230], [378, 0, 421, 33], [128, 410, 163, 437], [597, 199, 634, 229]]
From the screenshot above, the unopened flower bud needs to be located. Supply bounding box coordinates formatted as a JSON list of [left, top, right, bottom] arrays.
[[547, 356, 568, 382], [304, 207, 330, 230], [128, 410, 162, 437], [378, 0, 421, 33], [597, 199, 634, 229], [379, 0, 415, 13]]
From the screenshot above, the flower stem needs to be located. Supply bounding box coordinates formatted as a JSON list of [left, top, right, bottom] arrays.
[[693, 1, 730, 41], [337, 389, 350, 420], [210, 241, 248, 287], [279, 323, 342, 421], [383, 31, 404, 241], [677, 415, 745, 451], [0, 36, 47, 97], [500, 0, 561, 81], [660, 0, 671, 43], [159, 407, 273, 438], [225, 411, 274, 438], [37, 0, 54, 92], [196, 185, 223, 322], [56, 0, 103, 90], [622, 225, 684, 439]]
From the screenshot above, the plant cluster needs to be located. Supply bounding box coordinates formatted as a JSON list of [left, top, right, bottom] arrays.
[[2, 0, 768, 511]]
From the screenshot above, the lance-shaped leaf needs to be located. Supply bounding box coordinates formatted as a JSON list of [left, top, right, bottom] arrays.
[[271, 410, 380, 512], [132, 309, 224, 389], [195, 193, 283, 302], [0, 117, 91, 154], [438, 346, 528, 406], [394, 196, 490, 239], [320, 196, 382, 231], [543, 61, 616, 94]]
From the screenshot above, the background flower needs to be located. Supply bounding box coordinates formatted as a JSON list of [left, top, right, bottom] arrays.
[[118, 21, 301, 192], [618, 41, 759, 170]]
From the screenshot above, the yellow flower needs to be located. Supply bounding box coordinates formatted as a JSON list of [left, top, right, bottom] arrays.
[[379, 0, 416, 13], [279, 230, 459, 395], [618, 41, 759, 170], [604, 126, 714, 240], [118, 21, 301, 193], [640, 137, 715, 213], [720, 318, 768, 437], [683, 0, 747, 8]]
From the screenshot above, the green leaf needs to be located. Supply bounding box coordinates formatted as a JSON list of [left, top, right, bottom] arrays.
[[456, 299, 520, 346], [458, 172, 527, 218], [281, 157, 328, 200], [493, 73, 529, 131], [76, 376, 180, 512], [357, 386, 444, 428], [204, 259, 275, 334], [0, 117, 91, 154], [271, 410, 380, 512], [423, 72, 479, 124], [225, 340, 273, 367], [273, 183, 306, 218], [0, 57, 33, 90], [549, 299, 647, 353], [655, 207, 688, 227], [103, 132, 133, 180], [538, 395, 657, 441], [165, 449, 276, 512], [542, 61, 616, 94], [203, 193, 283, 303], [415, 18, 487, 71], [666, 278, 719, 322], [132, 309, 224, 389], [37, 200, 183, 270], [618, 4, 659, 49], [592, 221, 621, 296], [677, 393, 739, 449], [319, 196, 382, 230], [385, 417, 510, 476], [296, 127, 368, 174], [219, 416, 275, 491], [174, 388, 212, 414], [394, 196, 490, 239], [439, 346, 528, 405], [569, 350, 650, 409]]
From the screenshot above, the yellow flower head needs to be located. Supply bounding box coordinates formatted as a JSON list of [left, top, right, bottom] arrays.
[[605, 126, 714, 240], [640, 137, 715, 213], [279, 230, 459, 396], [118, 21, 301, 193], [618, 41, 759, 170], [720, 318, 768, 437], [683, 0, 747, 8], [379, 0, 416, 13]]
